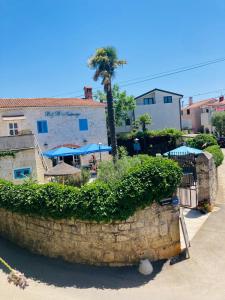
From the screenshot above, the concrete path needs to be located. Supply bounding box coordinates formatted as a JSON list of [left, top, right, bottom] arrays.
[[1, 152, 225, 299]]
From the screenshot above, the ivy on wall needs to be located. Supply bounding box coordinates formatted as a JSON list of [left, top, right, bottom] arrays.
[[0, 151, 16, 158]]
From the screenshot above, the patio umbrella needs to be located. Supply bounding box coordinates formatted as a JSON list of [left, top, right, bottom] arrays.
[[43, 147, 79, 158], [44, 161, 81, 184], [74, 143, 112, 155], [164, 145, 203, 156]]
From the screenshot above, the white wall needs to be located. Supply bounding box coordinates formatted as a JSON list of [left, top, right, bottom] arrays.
[[134, 90, 181, 130], [0, 106, 108, 151]]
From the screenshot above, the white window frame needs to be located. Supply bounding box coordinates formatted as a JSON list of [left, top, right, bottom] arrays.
[[9, 122, 19, 136]]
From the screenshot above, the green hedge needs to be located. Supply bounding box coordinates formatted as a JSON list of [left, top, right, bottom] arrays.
[[0, 157, 182, 222], [118, 128, 183, 140], [204, 145, 224, 167], [186, 134, 218, 149]]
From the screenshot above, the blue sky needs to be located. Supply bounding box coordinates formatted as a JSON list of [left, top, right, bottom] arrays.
[[0, 0, 225, 104]]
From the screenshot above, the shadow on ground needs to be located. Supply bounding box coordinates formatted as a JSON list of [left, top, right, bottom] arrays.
[[0, 236, 166, 289], [184, 209, 205, 219]]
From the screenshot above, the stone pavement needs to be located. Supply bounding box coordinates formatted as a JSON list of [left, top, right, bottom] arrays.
[[0, 150, 225, 300]]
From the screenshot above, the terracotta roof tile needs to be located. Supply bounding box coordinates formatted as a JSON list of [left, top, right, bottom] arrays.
[[0, 98, 105, 108], [183, 98, 217, 109]]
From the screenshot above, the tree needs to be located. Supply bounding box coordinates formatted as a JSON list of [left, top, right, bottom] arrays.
[[133, 113, 152, 132], [211, 111, 225, 136], [95, 84, 136, 126], [88, 47, 126, 161]]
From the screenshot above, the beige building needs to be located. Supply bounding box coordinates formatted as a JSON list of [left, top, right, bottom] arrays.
[[201, 96, 225, 133], [0, 134, 46, 183], [182, 97, 217, 133], [116, 88, 183, 133]]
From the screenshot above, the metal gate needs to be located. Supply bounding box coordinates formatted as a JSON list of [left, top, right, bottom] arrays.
[[169, 153, 198, 208]]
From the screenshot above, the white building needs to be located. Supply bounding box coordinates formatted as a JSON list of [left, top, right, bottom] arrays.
[[0, 87, 107, 152], [0, 87, 108, 182], [116, 88, 183, 133]]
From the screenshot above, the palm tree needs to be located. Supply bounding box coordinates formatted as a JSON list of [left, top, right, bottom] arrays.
[[133, 113, 152, 132], [88, 47, 126, 162]]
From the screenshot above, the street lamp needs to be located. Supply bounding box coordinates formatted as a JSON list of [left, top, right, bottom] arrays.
[[98, 142, 102, 161]]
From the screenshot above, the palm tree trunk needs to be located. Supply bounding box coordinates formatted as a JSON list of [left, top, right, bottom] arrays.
[[107, 84, 118, 162]]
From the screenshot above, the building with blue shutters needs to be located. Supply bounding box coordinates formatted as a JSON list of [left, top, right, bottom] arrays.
[[0, 87, 108, 152]]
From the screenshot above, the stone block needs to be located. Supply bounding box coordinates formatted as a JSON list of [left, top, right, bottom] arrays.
[[53, 223, 62, 231], [118, 223, 131, 231]]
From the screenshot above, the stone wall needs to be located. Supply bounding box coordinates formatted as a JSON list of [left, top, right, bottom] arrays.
[[0, 204, 180, 266], [196, 152, 217, 206]]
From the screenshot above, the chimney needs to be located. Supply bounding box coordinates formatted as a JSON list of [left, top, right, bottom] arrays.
[[189, 96, 193, 106], [84, 86, 93, 100], [219, 96, 224, 102]]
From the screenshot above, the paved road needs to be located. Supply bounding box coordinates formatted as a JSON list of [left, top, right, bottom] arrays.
[[1, 152, 225, 300]]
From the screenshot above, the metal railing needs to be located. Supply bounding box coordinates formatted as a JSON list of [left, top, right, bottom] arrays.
[[33, 135, 48, 171]]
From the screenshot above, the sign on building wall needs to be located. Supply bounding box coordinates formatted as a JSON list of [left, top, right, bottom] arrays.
[[45, 111, 81, 118]]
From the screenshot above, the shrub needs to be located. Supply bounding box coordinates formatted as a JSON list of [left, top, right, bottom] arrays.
[[118, 146, 128, 158], [186, 134, 218, 149], [204, 145, 224, 167], [0, 157, 182, 221], [54, 168, 90, 187], [98, 155, 152, 186], [112, 157, 182, 219]]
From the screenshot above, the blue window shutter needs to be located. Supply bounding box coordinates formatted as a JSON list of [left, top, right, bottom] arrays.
[[79, 119, 88, 131], [43, 121, 48, 133], [37, 121, 42, 133], [37, 120, 48, 133]]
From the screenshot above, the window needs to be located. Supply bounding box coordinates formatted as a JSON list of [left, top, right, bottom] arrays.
[[143, 98, 155, 105], [206, 109, 209, 113], [163, 96, 172, 103], [9, 123, 18, 136], [79, 119, 88, 131], [37, 120, 48, 134], [14, 168, 31, 179], [125, 118, 131, 126], [187, 109, 190, 115]]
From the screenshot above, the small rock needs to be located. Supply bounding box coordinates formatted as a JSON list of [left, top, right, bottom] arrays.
[[138, 259, 153, 275]]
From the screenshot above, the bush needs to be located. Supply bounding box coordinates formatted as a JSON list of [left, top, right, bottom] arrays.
[[204, 145, 224, 167], [98, 155, 152, 186], [118, 146, 128, 158], [186, 134, 218, 149], [112, 157, 182, 220], [0, 157, 182, 222]]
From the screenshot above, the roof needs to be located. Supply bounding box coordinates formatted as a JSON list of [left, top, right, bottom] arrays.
[[44, 162, 81, 176], [203, 100, 225, 107], [0, 134, 35, 151], [0, 98, 105, 109], [135, 88, 183, 99], [183, 98, 217, 109]]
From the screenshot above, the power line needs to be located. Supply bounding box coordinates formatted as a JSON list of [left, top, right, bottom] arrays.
[[48, 56, 225, 98]]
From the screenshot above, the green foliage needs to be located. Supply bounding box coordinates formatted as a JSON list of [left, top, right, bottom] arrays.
[[204, 145, 224, 167], [0, 157, 182, 222], [118, 128, 183, 140], [0, 151, 16, 158], [88, 47, 126, 92], [112, 157, 182, 219], [97, 155, 152, 186], [95, 84, 136, 126], [55, 169, 91, 187], [118, 146, 128, 158], [186, 134, 218, 149], [211, 111, 225, 136], [133, 113, 152, 132]]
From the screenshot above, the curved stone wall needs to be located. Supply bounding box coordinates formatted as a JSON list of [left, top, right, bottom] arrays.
[[0, 203, 180, 266]]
